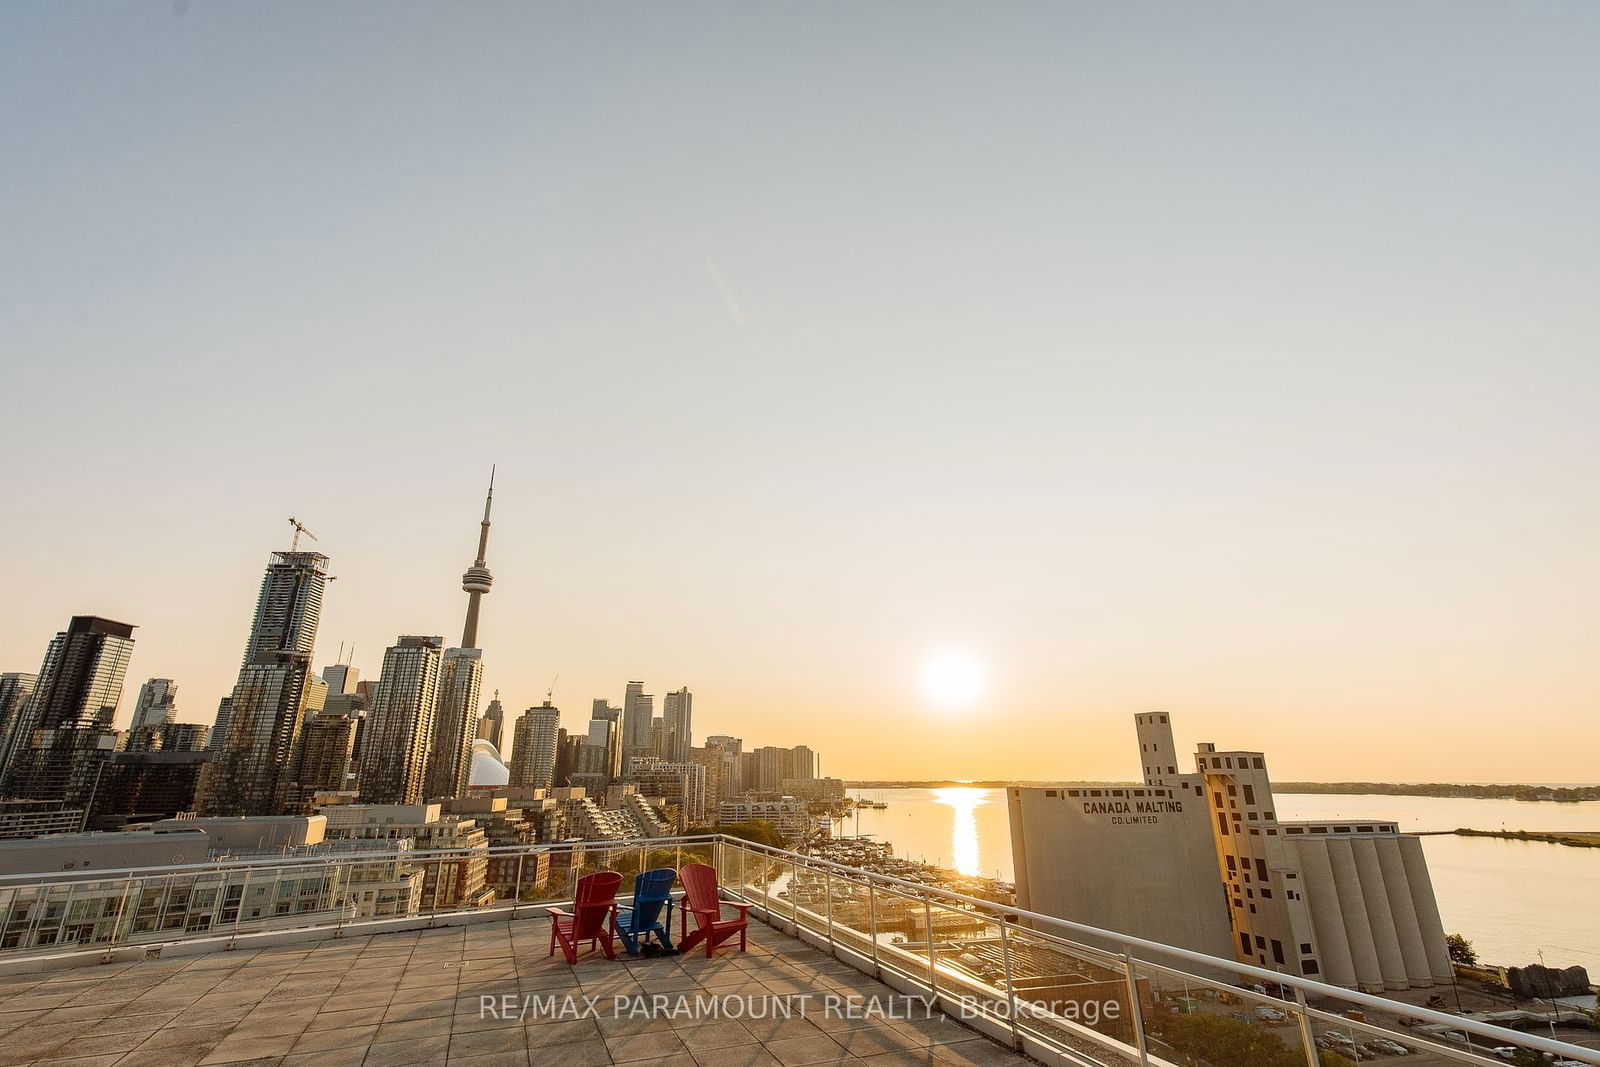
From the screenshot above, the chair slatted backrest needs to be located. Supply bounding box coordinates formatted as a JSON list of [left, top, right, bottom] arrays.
[[678, 863, 719, 926], [629, 868, 676, 931], [573, 871, 623, 939]]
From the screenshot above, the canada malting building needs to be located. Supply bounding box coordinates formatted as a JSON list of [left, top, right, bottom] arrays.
[[1008, 714, 1453, 992]]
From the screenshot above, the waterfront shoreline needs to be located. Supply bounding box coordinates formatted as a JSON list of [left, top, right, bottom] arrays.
[[1412, 828, 1600, 849]]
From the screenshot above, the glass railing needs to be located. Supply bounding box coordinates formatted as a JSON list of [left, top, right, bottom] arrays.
[[0, 834, 1594, 1067], [713, 838, 1600, 1067]]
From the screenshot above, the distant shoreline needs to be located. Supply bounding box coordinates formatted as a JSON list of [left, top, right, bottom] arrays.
[[1412, 828, 1600, 849], [844, 781, 1600, 802]]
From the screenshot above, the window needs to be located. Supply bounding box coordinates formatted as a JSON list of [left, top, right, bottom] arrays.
[[1260, 888, 1272, 899], [1253, 758, 1263, 769], [1240, 933, 1251, 954], [1213, 792, 1223, 808], [1242, 784, 1256, 805], [1225, 855, 1236, 871], [1227, 784, 1237, 797], [1255, 858, 1268, 879], [1045, 790, 1057, 798], [1271, 939, 1285, 965], [1302, 959, 1320, 975], [1300, 943, 1313, 953], [1255, 935, 1266, 950], [1217, 813, 1229, 835]]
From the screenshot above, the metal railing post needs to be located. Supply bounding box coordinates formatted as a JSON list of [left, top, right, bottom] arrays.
[[153, 874, 173, 936], [427, 859, 440, 926], [1122, 951, 1151, 1065], [788, 857, 798, 933], [229, 869, 251, 947], [867, 880, 880, 978], [105, 875, 134, 951], [824, 868, 835, 957], [924, 898, 938, 1000], [1294, 986, 1322, 1066], [512, 854, 524, 917], [998, 920, 1021, 1051], [54, 884, 77, 948], [329, 864, 345, 936]]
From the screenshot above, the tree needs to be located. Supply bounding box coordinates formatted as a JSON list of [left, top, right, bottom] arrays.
[[1446, 933, 1478, 967], [684, 819, 785, 848]]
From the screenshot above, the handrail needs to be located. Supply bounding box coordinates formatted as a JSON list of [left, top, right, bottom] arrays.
[[0, 834, 721, 885], [725, 839, 1600, 1065]]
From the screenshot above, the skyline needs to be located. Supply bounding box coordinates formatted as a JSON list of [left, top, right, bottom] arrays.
[[2, 502, 1595, 786], [3, 4, 1598, 783]]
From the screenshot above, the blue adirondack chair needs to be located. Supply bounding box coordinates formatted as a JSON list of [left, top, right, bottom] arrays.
[[616, 867, 677, 955]]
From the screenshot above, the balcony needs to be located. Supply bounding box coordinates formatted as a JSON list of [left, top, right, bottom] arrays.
[[0, 835, 1595, 1067]]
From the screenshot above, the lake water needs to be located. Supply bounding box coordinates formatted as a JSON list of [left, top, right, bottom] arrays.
[[839, 787, 1600, 976]]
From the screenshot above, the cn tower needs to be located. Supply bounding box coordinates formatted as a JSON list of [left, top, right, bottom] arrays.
[[460, 466, 495, 648]]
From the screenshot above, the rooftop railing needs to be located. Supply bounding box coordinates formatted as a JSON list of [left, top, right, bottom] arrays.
[[0, 834, 1594, 1067]]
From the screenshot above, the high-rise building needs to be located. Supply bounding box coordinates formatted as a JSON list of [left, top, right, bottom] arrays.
[[752, 745, 796, 794], [552, 728, 580, 788], [621, 682, 653, 762], [476, 690, 505, 752], [508, 703, 560, 790], [569, 713, 621, 792], [321, 663, 359, 697], [701, 736, 743, 798], [206, 697, 232, 754], [687, 745, 734, 823], [130, 678, 178, 734], [125, 720, 210, 753], [158, 722, 210, 752], [3, 616, 136, 804], [201, 549, 329, 816], [426, 647, 482, 800], [87, 750, 210, 829], [288, 713, 358, 805], [360, 636, 443, 805], [791, 744, 817, 779], [662, 687, 692, 763], [0, 674, 39, 785]]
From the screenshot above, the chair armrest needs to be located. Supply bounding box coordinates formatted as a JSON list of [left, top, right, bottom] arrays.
[[544, 906, 572, 918], [725, 902, 752, 915]]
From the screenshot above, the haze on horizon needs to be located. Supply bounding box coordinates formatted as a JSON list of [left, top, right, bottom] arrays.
[[2, 4, 1597, 785]]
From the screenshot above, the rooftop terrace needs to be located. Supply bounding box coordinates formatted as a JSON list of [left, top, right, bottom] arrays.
[[0, 918, 1033, 1067], [0, 835, 1594, 1067]]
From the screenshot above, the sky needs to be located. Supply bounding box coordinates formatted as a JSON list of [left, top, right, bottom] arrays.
[[2, 3, 1597, 784]]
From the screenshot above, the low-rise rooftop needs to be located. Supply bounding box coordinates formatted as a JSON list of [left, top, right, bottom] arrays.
[[0, 918, 1031, 1067]]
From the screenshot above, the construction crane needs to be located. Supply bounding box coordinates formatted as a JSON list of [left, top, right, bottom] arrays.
[[546, 674, 559, 705], [287, 516, 318, 551]]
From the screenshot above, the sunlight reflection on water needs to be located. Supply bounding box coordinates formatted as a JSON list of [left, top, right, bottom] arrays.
[[931, 786, 988, 876]]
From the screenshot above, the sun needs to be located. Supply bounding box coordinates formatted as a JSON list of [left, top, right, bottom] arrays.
[[921, 649, 985, 711]]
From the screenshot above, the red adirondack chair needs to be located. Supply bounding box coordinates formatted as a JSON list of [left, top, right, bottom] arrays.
[[677, 862, 750, 957], [546, 871, 623, 964]]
